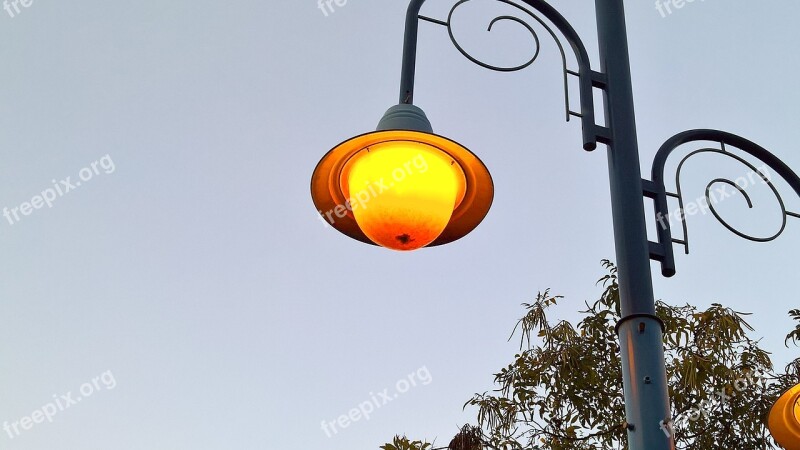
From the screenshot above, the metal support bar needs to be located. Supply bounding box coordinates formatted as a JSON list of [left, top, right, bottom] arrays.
[[648, 241, 666, 261], [594, 125, 613, 145], [591, 70, 608, 89]]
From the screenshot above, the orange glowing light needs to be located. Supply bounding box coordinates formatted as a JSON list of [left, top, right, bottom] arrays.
[[341, 141, 467, 250]]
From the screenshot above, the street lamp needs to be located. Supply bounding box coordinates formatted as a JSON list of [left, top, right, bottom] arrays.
[[311, 105, 493, 251], [770, 383, 800, 450], [310, 0, 800, 449]]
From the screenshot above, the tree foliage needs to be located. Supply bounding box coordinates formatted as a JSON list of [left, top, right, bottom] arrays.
[[383, 261, 800, 450], [380, 436, 433, 450]]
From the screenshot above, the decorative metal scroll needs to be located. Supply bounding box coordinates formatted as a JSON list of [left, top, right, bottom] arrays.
[[417, 0, 608, 151], [422, 1, 564, 110], [646, 129, 800, 277]]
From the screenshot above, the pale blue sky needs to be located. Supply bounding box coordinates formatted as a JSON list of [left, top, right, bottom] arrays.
[[1, 0, 798, 449]]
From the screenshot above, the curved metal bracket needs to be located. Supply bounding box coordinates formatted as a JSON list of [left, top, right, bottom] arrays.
[[400, 0, 609, 151], [645, 129, 800, 277]]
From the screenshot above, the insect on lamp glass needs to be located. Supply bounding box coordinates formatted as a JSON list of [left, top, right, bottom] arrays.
[[311, 104, 494, 251]]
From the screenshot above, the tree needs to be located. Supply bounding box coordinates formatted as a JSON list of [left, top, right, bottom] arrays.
[[382, 261, 800, 450]]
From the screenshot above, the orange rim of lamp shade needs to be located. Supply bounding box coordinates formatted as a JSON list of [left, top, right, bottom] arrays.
[[311, 130, 494, 251], [769, 383, 800, 450]]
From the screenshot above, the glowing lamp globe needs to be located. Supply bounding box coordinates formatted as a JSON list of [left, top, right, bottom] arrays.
[[342, 141, 467, 250], [769, 383, 800, 450], [311, 104, 493, 250]]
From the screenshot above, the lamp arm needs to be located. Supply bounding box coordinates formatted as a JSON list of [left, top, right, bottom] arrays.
[[399, 0, 426, 105], [645, 129, 800, 277], [399, 0, 610, 151]]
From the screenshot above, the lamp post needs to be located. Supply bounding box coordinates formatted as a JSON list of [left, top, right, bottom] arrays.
[[310, 1, 800, 449]]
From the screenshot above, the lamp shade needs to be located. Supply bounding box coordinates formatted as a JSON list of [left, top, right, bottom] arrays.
[[311, 128, 493, 250], [769, 383, 800, 450]]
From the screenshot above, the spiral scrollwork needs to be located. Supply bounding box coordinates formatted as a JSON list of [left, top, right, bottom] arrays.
[[414, 0, 602, 149], [675, 148, 794, 246], [649, 129, 800, 277], [420, 0, 575, 121], [444, 0, 552, 72]]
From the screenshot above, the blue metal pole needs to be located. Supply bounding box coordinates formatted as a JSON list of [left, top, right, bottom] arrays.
[[595, 0, 675, 449]]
